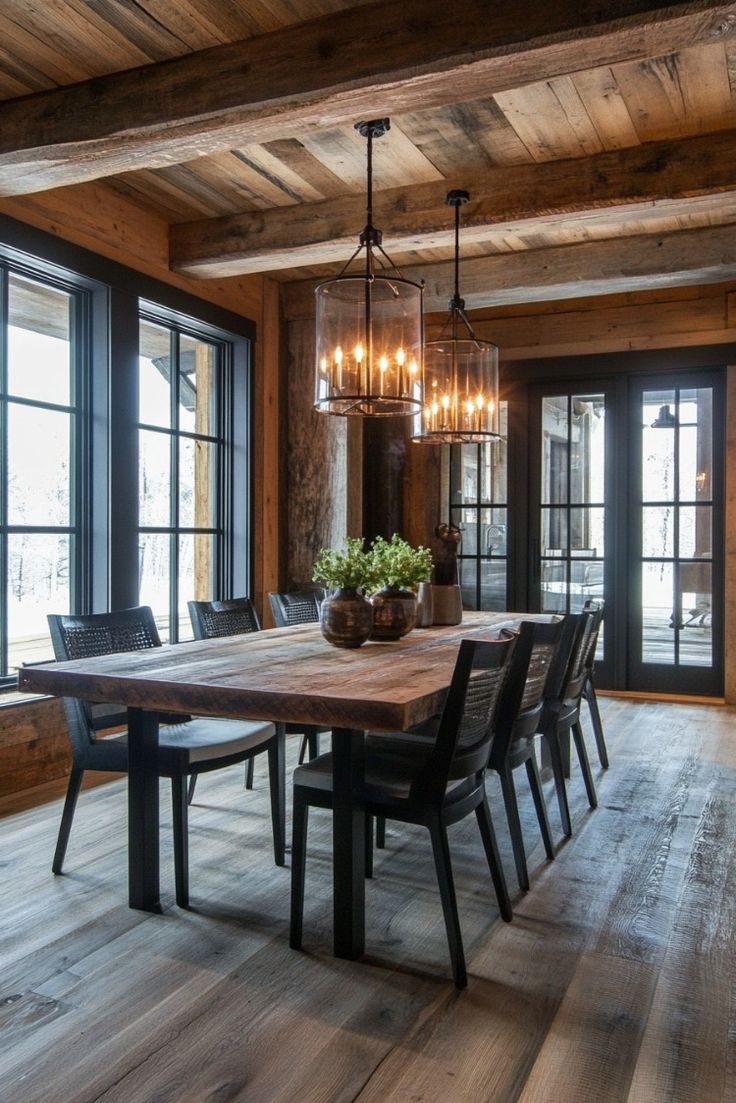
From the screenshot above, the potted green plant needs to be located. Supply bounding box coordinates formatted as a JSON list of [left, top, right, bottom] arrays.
[[369, 534, 433, 640], [312, 537, 378, 648]]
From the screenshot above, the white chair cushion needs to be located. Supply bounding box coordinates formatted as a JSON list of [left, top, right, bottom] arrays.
[[160, 717, 275, 764]]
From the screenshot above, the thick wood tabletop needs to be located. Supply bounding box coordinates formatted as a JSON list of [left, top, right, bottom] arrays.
[[19, 612, 523, 733]]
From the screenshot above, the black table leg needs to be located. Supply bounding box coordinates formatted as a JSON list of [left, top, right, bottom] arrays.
[[331, 727, 366, 959], [127, 708, 162, 912]]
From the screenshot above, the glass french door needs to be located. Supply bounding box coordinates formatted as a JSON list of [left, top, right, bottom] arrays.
[[628, 373, 723, 695], [528, 369, 724, 696], [530, 384, 613, 683]]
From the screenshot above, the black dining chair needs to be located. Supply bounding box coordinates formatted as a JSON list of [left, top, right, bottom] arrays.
[[189, 595, 328, 772], [537, 609, 599, 839], [48, 606, 286, 907], [582, 599, 609, 768], [268, 588, 325, 629], [290, 632, 516, 988], [486, 618, 565, 892]]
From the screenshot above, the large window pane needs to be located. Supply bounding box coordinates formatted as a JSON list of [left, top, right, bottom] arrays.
[[139, 320, 172, 428], [139, 430, 171, 527], [642, 506, 675, 559], [7, 274, 71, 407], [139, 533, 170, 642], [571, 395, 605, 504], [8, 405, 70, 526], [178, 533, 216, 639], [7, 533, 71, 669], [179, 438, 218, 529], [642, 390, 676, 502], [179, 335, 218, 436]]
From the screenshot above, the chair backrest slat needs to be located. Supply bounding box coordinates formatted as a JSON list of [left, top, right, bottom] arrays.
[[491, 619, 565, 762], [48, 607, 162, 752], [188, 597, 260, 640], [269, 589, 324, 628], [411, 633, 516, 804]]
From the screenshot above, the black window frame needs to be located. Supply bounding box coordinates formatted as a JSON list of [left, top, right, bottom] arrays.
[[0, 214, 255, 689]]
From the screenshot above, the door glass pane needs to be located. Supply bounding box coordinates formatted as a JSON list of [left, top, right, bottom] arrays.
[[482, 507, 507, 556], [541, 560, 568, 613], [451, 447, 478, 504], [570, 506, 604, 556], [642, 506, 675, 559], [642, 390, 676, 502], [571, 395, 605, 504], [7, 533, 70, 668], [679, 506, 712, 559], [678, 562, 712, 666], [179, 336, 218, 436], [679, 389, 712, 502], [139, 321, 172, 428], [641, 561, 674, 664], [139, 533, 170, 642], [541, 508, 567, 555], [8, 405, 70, 526], [8, 274, 71, 406], [570, 560, 604, 608], [542, 397, 568, 504], [139, 430, 171, 527], [479, 559, 506, 609]]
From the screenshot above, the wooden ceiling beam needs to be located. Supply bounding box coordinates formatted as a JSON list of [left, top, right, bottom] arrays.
[[282, 223, 736, 318], [0, 0, 734, 195], [170, 129, 736, 277]]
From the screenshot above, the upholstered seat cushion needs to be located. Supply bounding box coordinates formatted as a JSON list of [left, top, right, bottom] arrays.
[[160, 717, 275, 763], [294, 745, 469, 804]]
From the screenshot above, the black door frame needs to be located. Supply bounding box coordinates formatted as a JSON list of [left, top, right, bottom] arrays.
[[504, 345, 733, 696]]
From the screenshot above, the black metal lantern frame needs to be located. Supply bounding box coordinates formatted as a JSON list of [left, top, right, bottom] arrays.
[[412, 189, 501, 444], [314, 119, 424, 417]]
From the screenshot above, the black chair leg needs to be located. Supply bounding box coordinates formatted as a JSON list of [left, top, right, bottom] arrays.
[[52, 766, 84, 874], [187, 774, 197, 804], [475, 794, 512, 922], [245, 758, 255, 790], [498, 767, 530, 892], [376, 816, 386, 848], [267, 727, 286, 866], [297, 728, 322, 765], [584, 681, 609, 769], [365, 814, 374, 879], [572, 721, 598, 809], [525, 752, 556, 860], [290, 790, 309, 949], [428, 816, 467, 988], [544, 731, 572, 837], [171, 776, 189, 908]]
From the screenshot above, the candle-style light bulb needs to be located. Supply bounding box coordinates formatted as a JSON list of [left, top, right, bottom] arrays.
[[441, 394, 450, 410], [379, 355, 389, 372], [334, 346, 343, 365], [396, 347, 406, 366], [354, 344, 364, 363], [476, 394, 484, 409]]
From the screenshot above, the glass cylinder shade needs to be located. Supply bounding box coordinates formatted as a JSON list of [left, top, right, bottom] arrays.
[[413, 336, 500, 442], [314, 274, 423, 416]]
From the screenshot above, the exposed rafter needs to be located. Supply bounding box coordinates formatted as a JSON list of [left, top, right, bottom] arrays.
[[283, 224, 736, 318], [170, 129, 736, 277], [0, 0, 734, 195]]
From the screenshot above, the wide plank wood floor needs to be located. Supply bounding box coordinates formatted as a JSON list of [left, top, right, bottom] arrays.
[[1, 697, 734, 1103]]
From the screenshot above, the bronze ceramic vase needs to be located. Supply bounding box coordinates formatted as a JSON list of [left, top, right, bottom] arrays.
[[319, 588, 373, 648], [370, 587, 417, 640]]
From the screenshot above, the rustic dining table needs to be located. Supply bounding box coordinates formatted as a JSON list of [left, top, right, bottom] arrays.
[[19, 611, 522, 960]]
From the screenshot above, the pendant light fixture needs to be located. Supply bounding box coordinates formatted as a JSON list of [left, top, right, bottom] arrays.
[[412, 189, 500, 443], [314, 119, 424, 416]]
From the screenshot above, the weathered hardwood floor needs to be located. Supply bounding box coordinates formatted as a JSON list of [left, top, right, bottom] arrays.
[[1, 698, 734, 1103]]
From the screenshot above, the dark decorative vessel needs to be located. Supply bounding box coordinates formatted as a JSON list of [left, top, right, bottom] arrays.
[[370, 587, 417, 640], [320, 588, 373, 648]]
